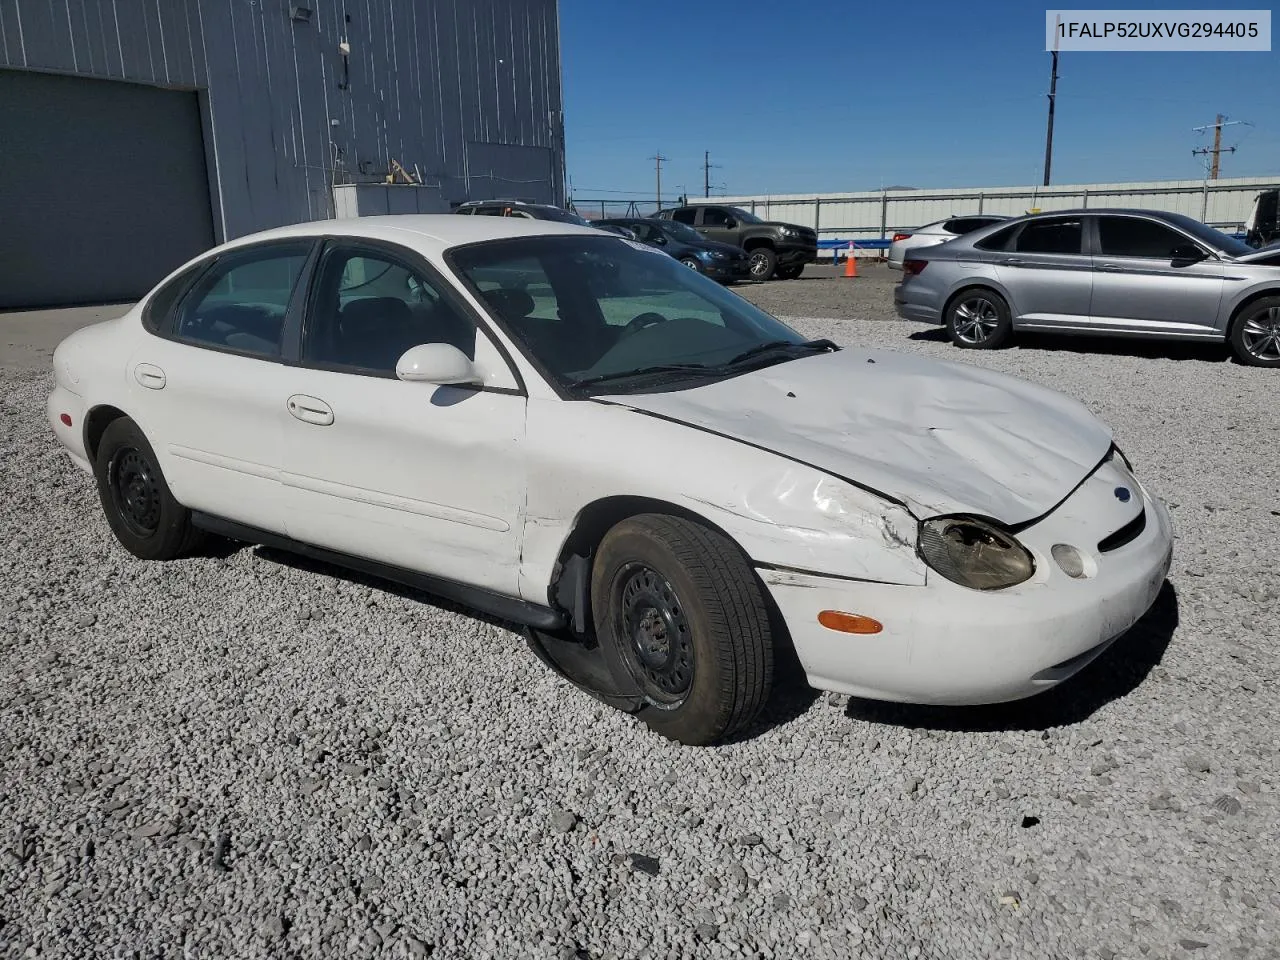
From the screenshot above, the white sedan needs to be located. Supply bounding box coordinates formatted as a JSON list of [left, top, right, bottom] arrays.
[[887, 215, 1009, 269], [48, 216, 1173, 745]]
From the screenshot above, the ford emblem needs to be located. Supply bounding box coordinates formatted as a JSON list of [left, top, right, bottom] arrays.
[[1114, 486, 1132, 503]]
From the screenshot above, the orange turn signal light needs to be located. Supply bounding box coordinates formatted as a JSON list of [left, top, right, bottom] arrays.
[[818, 610, 883, 635]]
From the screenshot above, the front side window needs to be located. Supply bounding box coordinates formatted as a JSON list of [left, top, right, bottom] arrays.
[[701, 207, 734, 227], [1014, 218, 1083, 255], [173, 243, 312, 359], [1096, 217, 1194, 258], [451, 236, 825, 394], [303, 247, 477, 375]]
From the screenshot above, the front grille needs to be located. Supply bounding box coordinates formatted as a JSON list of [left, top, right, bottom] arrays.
[[1098, 508, 1147, 553]]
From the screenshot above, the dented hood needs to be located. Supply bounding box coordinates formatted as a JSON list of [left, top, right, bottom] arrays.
[[604, 348, 1114, 525]]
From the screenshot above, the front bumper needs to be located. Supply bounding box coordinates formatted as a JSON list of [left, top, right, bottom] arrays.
[[776, 240, 818, 267], [760, 463, 1174, 705], [703, 257, 751, 281]]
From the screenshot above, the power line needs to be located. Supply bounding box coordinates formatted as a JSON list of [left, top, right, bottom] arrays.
[[1192, 114, 1251, 179], [649, 153, 668, 208], [703, 151, 722, 198]]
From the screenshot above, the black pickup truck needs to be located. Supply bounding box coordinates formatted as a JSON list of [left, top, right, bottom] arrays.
[[652, 204, 817, 281]]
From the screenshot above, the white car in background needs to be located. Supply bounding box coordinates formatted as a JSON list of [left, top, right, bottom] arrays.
[[48, 215, 1172, 745], [887, 215, 1010, 269]]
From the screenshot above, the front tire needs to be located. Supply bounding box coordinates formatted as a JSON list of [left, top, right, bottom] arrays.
[[591, 514, 773, 745], [94, 417, 203, 561], [945, 288, 1013, 349], [747, 247, 778, 282], [679, 257, 702, 272], [1229, 296, 1280, 367]]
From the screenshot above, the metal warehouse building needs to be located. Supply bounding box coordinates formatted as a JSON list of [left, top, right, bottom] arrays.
[[0, 0, 565, 309]]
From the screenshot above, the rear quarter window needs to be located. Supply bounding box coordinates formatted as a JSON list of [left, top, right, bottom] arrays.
[[142, 261, 208, 334], [974, 224, 1019, 251]]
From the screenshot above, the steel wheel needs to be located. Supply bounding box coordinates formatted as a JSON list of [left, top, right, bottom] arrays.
[[1241, 306, 1280, 362], [109, 447, 163, 538], [615, 563, 694, 706], [952, 296, 1001, 345], [748, 248, 776, 280]]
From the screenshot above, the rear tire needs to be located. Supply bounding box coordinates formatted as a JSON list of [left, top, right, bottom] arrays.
[[679, 257, 702, 272], [776, 264, 803, 280], [747, 247, 778, 282], [94, 417, 203, 561], [945, 288, 1013, 349], [591, 514, 773, 745], [1229, 296, 1280, 367]]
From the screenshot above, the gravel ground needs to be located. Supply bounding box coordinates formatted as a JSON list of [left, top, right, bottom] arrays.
[[2, 292, 1279, 959], [733, 263, 900, 321]]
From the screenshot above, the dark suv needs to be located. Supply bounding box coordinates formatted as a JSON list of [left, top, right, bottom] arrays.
[[652, 204, 817, 280], [597, 218, 750, 282]]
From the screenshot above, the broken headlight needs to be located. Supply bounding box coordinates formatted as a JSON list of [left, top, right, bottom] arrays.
[[918, 517, 1035, 591]]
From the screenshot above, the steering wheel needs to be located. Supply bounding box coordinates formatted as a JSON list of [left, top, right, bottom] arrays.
[[623, 312, 669, 336]]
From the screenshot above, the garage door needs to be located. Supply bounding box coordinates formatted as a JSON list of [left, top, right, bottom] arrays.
[[0, 70, 216, 309]]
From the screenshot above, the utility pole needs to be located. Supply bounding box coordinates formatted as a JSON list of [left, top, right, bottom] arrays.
[[650, 153, 668, 208], [703, 151, 720, 198], [1192, 115, 1246, 179], [1043, 16, 1061, 187]]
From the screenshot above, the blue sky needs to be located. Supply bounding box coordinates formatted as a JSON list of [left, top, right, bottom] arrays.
[[559, 1, 1280, 199]]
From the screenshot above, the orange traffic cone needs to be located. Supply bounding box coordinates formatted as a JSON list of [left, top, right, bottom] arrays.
[[844, 241, 858, 278]]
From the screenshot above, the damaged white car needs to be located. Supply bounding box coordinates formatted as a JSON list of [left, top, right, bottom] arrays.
[[48, 216, 1174, 745]]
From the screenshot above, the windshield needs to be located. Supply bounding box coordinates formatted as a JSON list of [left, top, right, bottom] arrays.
[[538, 206, 591, 226], [657, 220, 704, 243], [726, 206, 762, 224], [1165, 212, 1253, 257], [450, 236, 817, 394]]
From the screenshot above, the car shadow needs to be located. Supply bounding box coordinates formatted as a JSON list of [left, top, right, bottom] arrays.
[[843, 580, 1179, 733], [906, 327, 1233, 363]]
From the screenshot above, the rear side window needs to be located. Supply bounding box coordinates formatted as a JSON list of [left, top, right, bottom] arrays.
[[1014, 218, 1083, 255], [944, 217, 1003, 235], [173, 243, 312, 359], [142, 261, 208, 334], [974, 224, 1019, 251], [1096, 217, 1193, 258], [671, 208, 698, 225]]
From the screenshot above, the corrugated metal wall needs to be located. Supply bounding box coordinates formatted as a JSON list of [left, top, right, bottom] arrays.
[[0, 0, 565, 243], [706, 176, 1280, 241]]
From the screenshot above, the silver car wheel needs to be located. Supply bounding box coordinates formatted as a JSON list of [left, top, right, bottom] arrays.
[[953, 297, 1000, 345], [1241, 307, 1280, 361]]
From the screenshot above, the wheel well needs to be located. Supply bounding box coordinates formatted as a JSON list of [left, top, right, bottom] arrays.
[[84, 405, 128, 464], [548, 495, 798, 666], [742, 237, 775, 252], [942, 284, 1007, 321], [1227, 288, 1280, 335]]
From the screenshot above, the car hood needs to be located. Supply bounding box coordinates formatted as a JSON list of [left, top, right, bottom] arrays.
[[1229, 246, 1280, 264], [601, 348, 1114, 525]]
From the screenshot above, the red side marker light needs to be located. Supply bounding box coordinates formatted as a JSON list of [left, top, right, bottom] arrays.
[[818, 611, 883, 635], [60, 413, 72, 427]]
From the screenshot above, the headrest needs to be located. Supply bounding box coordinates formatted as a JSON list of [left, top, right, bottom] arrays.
[[481, 288, 536, 320], [340, 297, 413, 333]]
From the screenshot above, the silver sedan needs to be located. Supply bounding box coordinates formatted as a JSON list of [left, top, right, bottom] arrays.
[[894, 208, 1280, 367]]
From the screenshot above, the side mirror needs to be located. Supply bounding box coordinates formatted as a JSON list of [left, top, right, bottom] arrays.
[[651, 234, 667, 245], [723, 218, 738, 229], [396, 343, 482, 385], [1171, 243, 1208, 264]]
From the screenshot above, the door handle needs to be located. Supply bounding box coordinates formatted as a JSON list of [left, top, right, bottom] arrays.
[[1095, 263, 1124, 272], [133, 363, 166, 390], [287, 395, 334, 426], [1001, 258, 1025, 266]]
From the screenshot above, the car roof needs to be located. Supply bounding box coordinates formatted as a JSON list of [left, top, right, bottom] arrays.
[[215, 214, 603, 257]]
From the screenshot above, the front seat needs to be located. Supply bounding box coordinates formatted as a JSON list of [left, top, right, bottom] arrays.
[[337, 297, 417, 371]]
